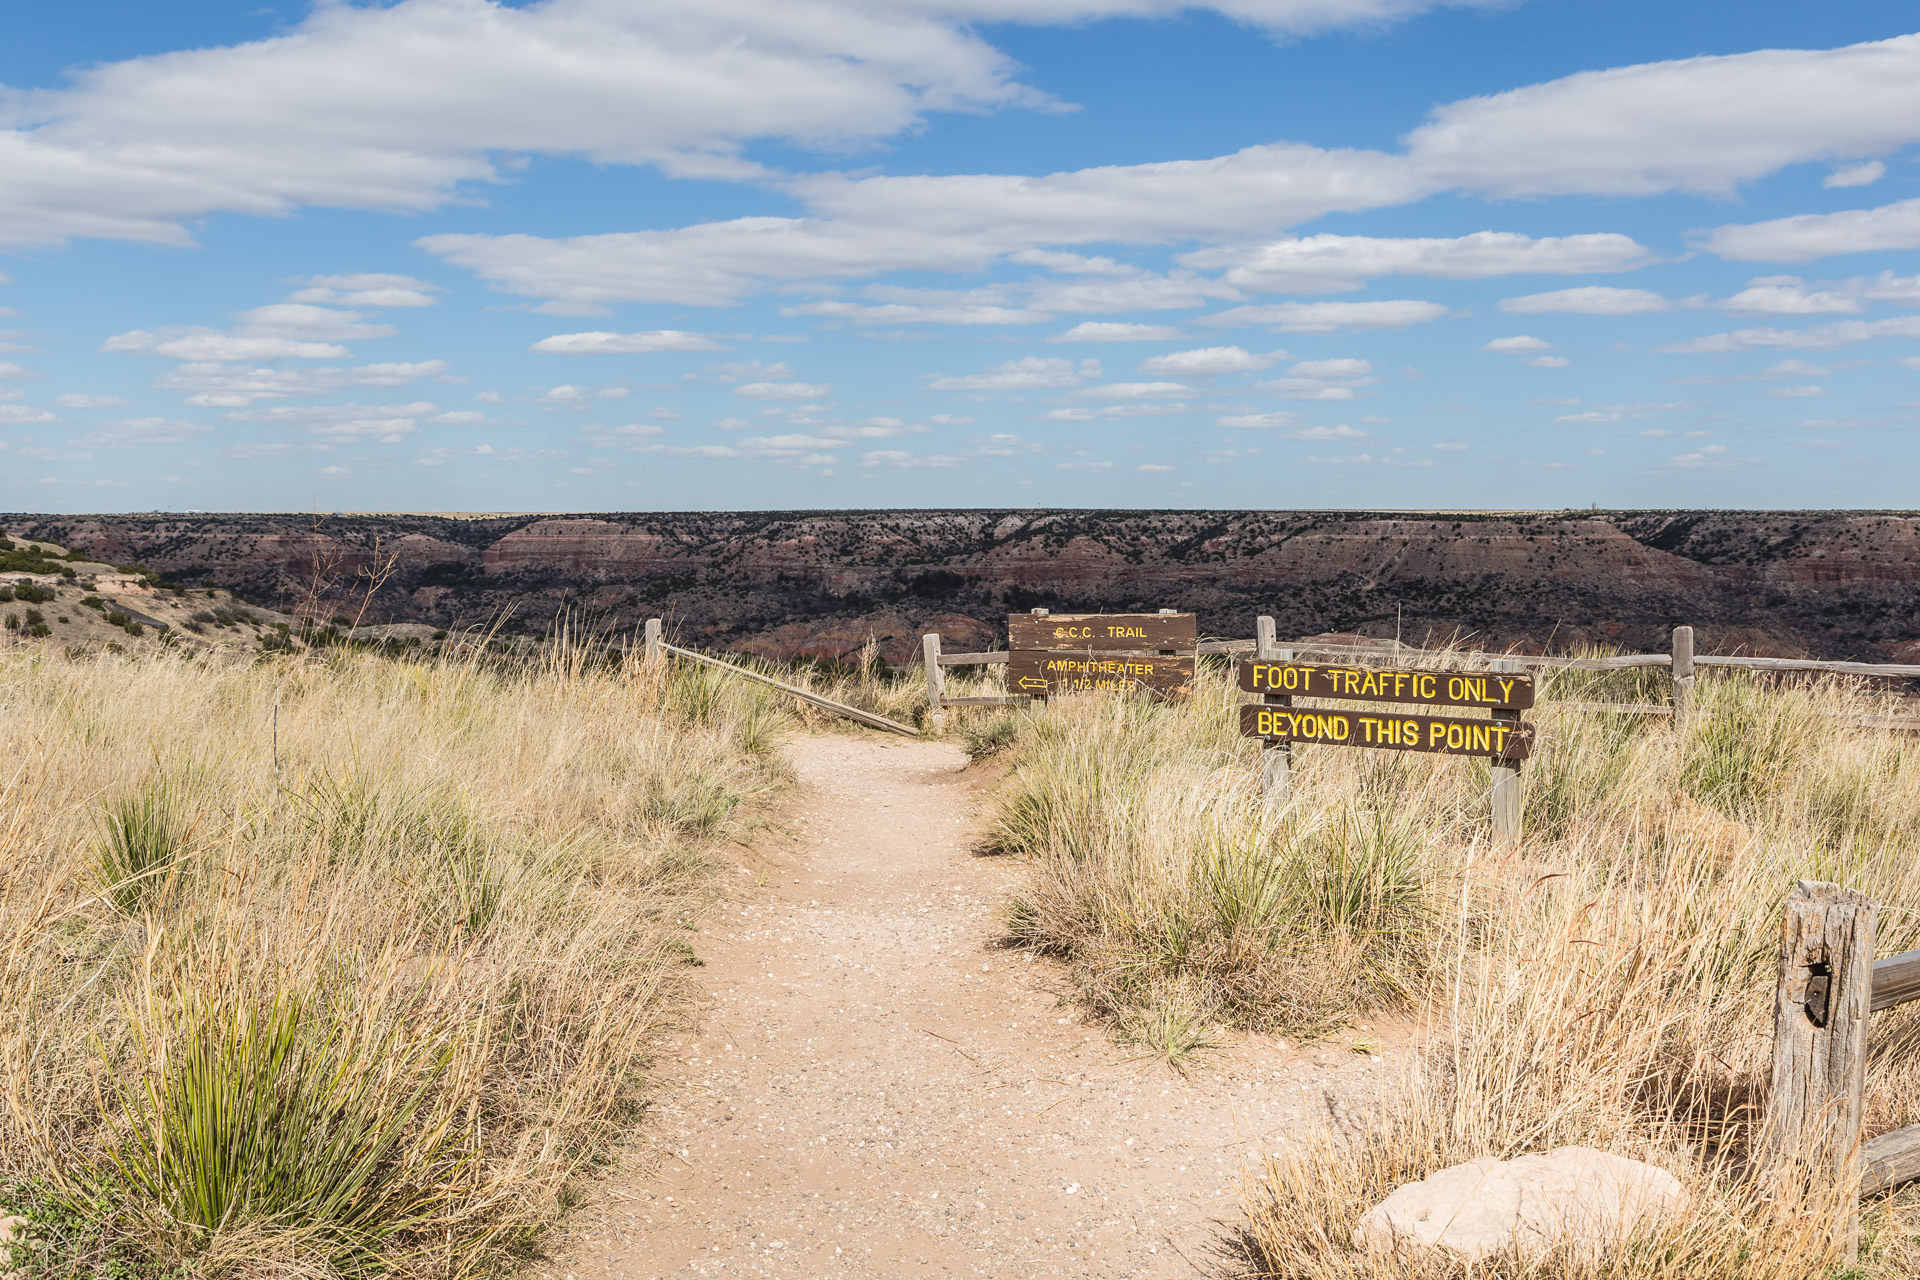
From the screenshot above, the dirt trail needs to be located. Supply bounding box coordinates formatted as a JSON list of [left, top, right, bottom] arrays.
[[542, 734, 1398, 1279]]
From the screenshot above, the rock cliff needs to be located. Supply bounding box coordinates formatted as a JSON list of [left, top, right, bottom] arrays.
[[6, 510, 1917, 663]]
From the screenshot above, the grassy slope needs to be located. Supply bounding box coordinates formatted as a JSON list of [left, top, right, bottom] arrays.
[[0, 636, 792, 1277], [968, 661, 1920, 1277]]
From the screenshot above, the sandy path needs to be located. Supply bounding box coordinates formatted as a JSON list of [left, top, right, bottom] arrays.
[[540, 734, 1399, 1280]]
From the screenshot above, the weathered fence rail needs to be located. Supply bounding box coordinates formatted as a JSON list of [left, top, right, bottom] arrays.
[[925, 617, 1920, 740], [643, 619, 920, 738]]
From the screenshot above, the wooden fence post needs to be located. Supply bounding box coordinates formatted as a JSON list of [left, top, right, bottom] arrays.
[[922, 632, 946, 733], [1255, 615, 1291, 802], [1027, 607, 1048, 711], [1671, 624, 1695, 732], [1490, 656, 1523, 847], [1763, 879, 1876, 1252], [643, 617, 663, 668]]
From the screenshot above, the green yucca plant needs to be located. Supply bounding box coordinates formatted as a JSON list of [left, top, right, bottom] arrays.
[[1681, 673, 1815, 817], [104, 989, 467, 1270], [93, 779, 195, 913]]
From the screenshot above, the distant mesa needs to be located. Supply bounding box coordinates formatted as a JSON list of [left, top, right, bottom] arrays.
[[3, 510, 1916, 665]]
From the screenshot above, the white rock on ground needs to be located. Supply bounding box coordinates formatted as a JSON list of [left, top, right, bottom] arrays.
[[1353, 1146, 1690, 1263]]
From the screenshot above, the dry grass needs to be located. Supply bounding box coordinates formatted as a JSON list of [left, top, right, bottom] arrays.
[[970, 658, 1920, 1276], [0, 634, 791, 1277]]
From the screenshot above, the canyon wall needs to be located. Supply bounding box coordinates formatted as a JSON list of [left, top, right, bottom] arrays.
[[6, 509, 1918, 663]]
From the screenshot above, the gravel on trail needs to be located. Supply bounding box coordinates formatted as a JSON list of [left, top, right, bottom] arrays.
[[536, 734, 1400, 1279]]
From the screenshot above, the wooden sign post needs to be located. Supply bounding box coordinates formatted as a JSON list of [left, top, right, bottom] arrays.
[[1238, 619, 1534, 843], [1007, 609, 1197, 699]]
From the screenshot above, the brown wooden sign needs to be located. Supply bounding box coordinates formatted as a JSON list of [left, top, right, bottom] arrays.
[[1239, 703, 1533, 761], [1009, 651, 1194, 697], [1009, 612, 1196, 654], [1239, 660, 1534, 710]]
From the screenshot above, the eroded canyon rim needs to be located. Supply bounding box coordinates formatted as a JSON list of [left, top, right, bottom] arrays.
[[7, 509, 1919, 664]]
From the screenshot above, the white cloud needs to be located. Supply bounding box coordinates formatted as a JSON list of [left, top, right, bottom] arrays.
[[156, 359, 450, 406], [1004, 249, 1133, 275], [1022, 270, 1237, 314], [926, 356, 1092, 390], [1718, 276, 1861, 315], [429, 34, 1920, 310], [103, 330, 353, 361], [1256, 358, 1376, 400], [1218, 412, 1365, 437], [1825, 161, 1886, 189], [1138, 346, 1278, 376], [1765, 359, 1832, 377], [80, 417, 212, 445], [1499, 286, 1675, 315], [234, 304, 397, 341], [1183, 230, 1654, 294], [691, 360, 791, 383], [1764, 385, 1825, 398], [432, 410, 486, 424], [53, 393, 129, 408], [859, 448, 959, 468], [0, 404, 56, 423], [0, 361, 33, 379], [1287, 358, 1372, 379], [1403, 34, 1920, 199], [530, 329, 726, 354], [1658, 316, 1920, 353], [1207, 300, 1448, 333], [1704, 197, 1920, 262], [784, 298, 1051, 326], [1073, 381, 1192, 400], [582, 423, 668, 445], [1667, 445, 1743, 469], [1050, 322, 1184, 342], [0, 0, 1050, 250], [1136, 462, 1175, 472], [1525, 355, 1569, 368], [1484, 335, 1553, 352], [102, 303, 396, 363], [734, 380, 832, 399], [287, 273, 442, 307]]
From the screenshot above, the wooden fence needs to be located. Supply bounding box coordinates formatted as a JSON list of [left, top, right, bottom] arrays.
[[1762, 880, 1920, 1226], [928, 619, 1920, 732], [642, 618, 919, 738]]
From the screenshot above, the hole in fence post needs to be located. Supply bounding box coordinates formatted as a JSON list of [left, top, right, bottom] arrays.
[[1804, 961, 1831, 1028]]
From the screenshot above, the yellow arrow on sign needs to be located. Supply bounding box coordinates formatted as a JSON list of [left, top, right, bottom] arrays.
[[1016, 677, 1048, 689]]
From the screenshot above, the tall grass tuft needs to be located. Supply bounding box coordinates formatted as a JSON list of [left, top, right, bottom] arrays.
[[92, 777, 196, 913], [105, 986, 467, 1270], [979, 659, 1920, 1275], [0, 631, 790, 1275]]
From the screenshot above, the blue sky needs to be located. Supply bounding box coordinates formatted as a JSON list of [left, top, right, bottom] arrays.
[[5, 1, 1920, 513]]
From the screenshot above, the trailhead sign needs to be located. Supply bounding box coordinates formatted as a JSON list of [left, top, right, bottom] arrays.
[[1008, 612, 1197, 697], [1238, 658, 1534, 761], [1240, 660, 1535, 711], [1237, 704, 1535, 760]]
